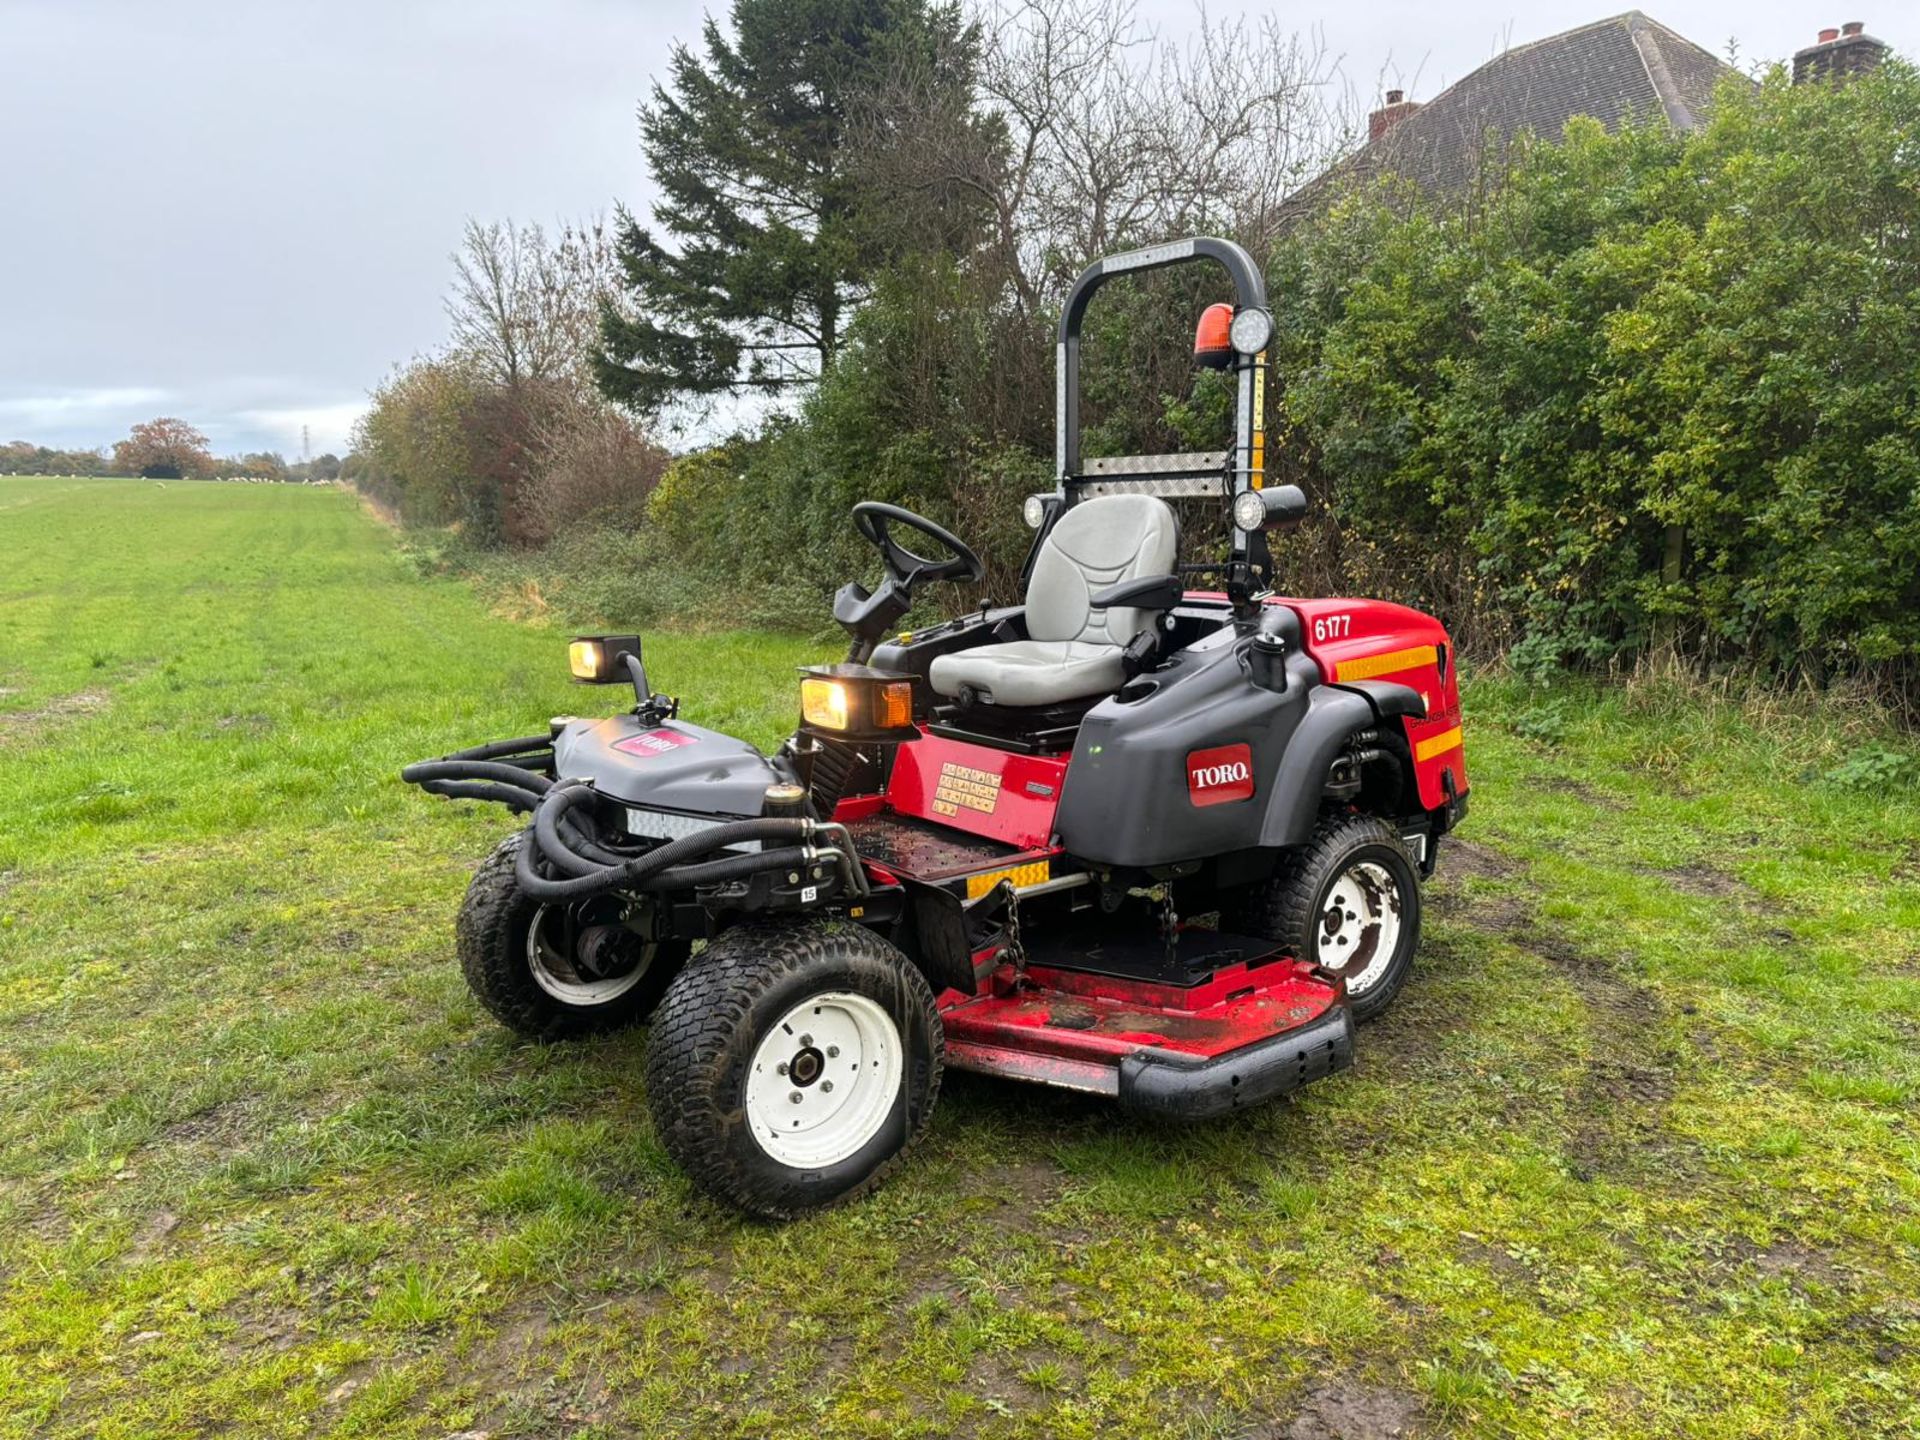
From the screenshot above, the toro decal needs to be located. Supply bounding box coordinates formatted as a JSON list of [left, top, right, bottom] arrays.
[[611, 728, 698, 759], [1186, 743, 1255, 807]]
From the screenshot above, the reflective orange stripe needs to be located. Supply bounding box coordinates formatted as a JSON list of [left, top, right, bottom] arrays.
[[1335, 645, 1437, 682], [1414, 725, 1463, 762]]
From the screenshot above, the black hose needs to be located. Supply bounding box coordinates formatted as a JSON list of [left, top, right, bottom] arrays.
[[633, 845, 813, 892], [514, 801, 816, 900], [438, 735, 556, 763], [418, 780, 540, 813], [533, 782, 617, 877], [402, 759, 556, 794]]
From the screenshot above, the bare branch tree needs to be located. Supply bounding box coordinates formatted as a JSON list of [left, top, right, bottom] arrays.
[[852, 1, 1349, 313], [446, 218, 617, 391]]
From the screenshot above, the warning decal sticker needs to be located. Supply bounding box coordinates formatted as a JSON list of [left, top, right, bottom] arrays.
[[933, 761, 1002, 817]]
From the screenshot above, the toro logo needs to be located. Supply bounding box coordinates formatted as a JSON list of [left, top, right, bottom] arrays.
[[611, 728, 698, 759], [1186, 743, 1255, 806]]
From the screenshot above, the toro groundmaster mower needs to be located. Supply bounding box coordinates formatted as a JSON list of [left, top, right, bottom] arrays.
[[404, 237, 1469, 1219]]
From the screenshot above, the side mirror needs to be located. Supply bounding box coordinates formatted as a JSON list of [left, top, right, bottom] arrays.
[[1232, 485, 1307, 534]]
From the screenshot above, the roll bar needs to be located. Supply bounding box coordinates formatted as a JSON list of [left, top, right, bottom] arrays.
[[1053, 236, 1271, 571]]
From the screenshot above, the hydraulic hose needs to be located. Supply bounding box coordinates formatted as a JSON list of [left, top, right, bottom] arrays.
[[514, 801, 818, 901], [401, 759, 556, 794], [631, 845, 814, 892], [433, 735, 556, 763], [533, 781, 624, 877], [416, 780, 541, 814]]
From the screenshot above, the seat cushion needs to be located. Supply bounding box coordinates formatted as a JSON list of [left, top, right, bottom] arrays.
[[1027, 494, 1180, 647], [928, 640, 1129, 708]]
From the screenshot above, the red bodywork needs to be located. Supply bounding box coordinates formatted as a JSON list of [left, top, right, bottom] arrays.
[[1280, 596, 1467, 812], [882, 732, 1065, 848], [825, 593, 1458, 1097], [938, 955, 1342, 1094]]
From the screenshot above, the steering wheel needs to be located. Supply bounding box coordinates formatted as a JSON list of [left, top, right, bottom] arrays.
[[851, 502, 985, 588]]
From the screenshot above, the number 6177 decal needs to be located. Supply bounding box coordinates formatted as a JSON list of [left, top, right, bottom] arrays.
[[1312, 613, 1353, 643]]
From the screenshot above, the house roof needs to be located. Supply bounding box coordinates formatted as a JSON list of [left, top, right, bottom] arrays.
[[1285, 11, 1749, 214]]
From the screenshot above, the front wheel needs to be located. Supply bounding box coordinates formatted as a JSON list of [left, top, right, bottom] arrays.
[[645, 919, 942, 1219], [457, 832, 687, 1040], [1225, 813, 1422, 1022]]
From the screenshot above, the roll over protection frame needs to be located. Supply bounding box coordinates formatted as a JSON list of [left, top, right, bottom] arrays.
[[1052, 236, 1272, 580]]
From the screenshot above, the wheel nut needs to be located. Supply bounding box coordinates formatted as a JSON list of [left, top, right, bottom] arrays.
[[826, 1045, 840, 1058], [799, 1033, 813, 1047], [775, 1061, 789, 1076], [789, 1091, 804, 1104], [820, 1080, 834, 1093]]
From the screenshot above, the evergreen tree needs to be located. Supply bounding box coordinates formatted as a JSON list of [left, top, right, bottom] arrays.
[[597, 0, 981, 413]]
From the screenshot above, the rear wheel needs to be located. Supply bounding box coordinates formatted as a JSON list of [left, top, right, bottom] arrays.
[[457, 832, 686, 1040], [1225, 813, 1422, 1021], [645, 919, 942, 1220]]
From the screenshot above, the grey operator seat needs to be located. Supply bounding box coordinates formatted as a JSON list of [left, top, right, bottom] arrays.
[[928, 493, 1179, 708]]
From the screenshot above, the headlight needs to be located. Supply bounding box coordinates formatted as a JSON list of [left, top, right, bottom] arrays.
[[1023, 494, 1049, 529], [568, 640, 602, 680], [568, 633, 643, 683], [801, 677, 851, 730], [799, 669, 916, 736]]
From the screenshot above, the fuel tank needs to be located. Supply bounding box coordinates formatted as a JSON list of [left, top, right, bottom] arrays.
[[552, 715, 783, 816]]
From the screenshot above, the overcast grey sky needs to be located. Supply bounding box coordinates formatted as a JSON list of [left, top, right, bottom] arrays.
[[1, 1, 1910, 458]]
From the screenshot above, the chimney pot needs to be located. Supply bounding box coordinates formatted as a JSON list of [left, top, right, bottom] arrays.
[[1841, 21, 1864, 36], [1385, 88, 1404, 104], [1818, 26, 1839, 42]]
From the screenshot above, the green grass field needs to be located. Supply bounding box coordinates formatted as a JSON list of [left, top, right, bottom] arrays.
[[2, 476, 1917, 1439]]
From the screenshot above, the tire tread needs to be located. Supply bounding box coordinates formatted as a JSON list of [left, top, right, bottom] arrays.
[[645, 918, 942, 1220]]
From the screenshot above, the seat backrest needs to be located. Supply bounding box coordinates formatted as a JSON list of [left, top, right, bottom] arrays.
[[1026, 494, 1179, 646]]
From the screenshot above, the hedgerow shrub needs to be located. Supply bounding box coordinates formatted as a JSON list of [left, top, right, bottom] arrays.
[[1270, 62, 1920, 691]]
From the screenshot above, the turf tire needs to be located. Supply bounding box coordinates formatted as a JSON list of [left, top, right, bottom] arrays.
[[644, 918, 943, 1220], [456, 831, 685, 1041], [1225, 812, 1422, 1022]]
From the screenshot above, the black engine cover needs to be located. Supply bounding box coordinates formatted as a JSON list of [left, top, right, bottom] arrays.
[[551, 715, 782, 817]]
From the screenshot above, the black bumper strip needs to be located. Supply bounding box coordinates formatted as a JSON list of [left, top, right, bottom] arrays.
[[1116, 1005, 1354, 1120]]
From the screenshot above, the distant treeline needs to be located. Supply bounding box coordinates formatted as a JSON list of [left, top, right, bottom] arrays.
[[1, 433, 341, 482]]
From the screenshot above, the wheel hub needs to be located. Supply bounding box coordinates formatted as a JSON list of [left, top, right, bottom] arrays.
[[1312, 860, 1402, 998], [745, 992, 902, 1169], [788, 1046, 826, 1086], [527, 903, 655, 1006]]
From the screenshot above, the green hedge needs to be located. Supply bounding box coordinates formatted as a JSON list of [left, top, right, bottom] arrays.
[[1270, 63, 1920, 684]]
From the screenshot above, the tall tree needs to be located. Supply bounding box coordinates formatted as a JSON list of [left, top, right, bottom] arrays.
[[597, 0, 982, 414], [112, 418, 214, 479], [447, 218, 615, 391]]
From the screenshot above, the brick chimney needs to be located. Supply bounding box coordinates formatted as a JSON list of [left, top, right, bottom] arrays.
[[1793, 20, 1889, 84], [1369, 89, 1421, 142]]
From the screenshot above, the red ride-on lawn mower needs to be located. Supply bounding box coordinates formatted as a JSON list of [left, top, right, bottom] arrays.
[[403, 237, 1470, 1219]]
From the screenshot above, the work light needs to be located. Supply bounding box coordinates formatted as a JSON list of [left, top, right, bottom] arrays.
[[1228, 305, 1274, 355], [1232, 485, 1309, 533], [798, 666, 916, 738], [568, 634, 643, 683]]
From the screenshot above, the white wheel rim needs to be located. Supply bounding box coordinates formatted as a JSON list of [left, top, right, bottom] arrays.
[[1313, 860, 1404, 998], [745, 991, 903, 1170], [526, 905, 653, 1007]]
